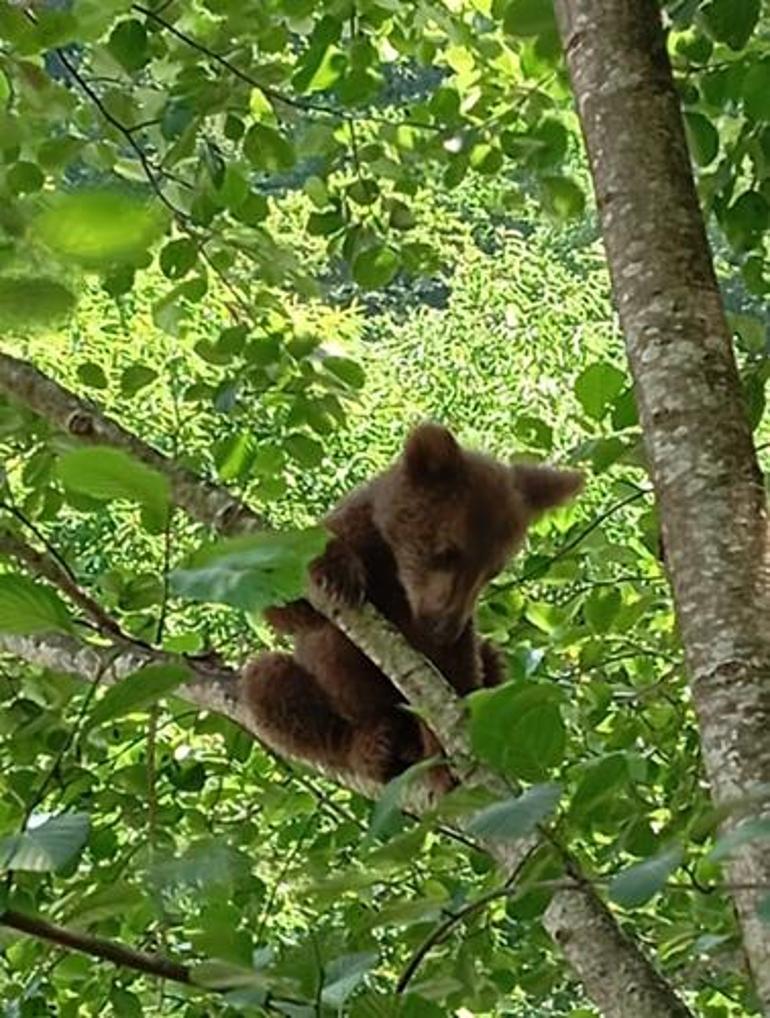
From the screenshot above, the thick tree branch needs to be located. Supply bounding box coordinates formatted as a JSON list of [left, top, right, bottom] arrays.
[[0, 908, 191, 986], [0, 352, 262, 534], [0, 352, 694, 1018], [554, 0, 770, 1006]]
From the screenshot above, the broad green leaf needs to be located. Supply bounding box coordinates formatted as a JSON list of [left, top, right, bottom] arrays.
[[584, 588, 622, 632], [322, 356, 366, 389], [572, 753, 629, 814], [541, 176, 585, 221], [107, 18, 148, 71], [243, 124, 295, 172], [742, 60, 770, 121], [503, 0, 557, 37], [366, 758, 442, 843], [469, 683, 565, 781], [608, 845, 683, 907], [0, 813, 89, 872], [285, 433, 324, 467], [0, 574, 73, 634], [322, 952, 378, 1008], [88, 663, 191, 727], [466, 784, 562, 841], [120, 364, 158, 397], [7, 160, 44, 195], [721, 190, 770, 252], [574, 362, 626, 420], [701, 0, 759, 51], [170, 528, 328, 612], [684, 112, 719, 166], [759, 894, 770, 925], [35, 190, 168, 268], [352, 247, 399, 289], [57, 446, 170, 528], [709, 817, 770, 861], [0, 68, 10, 107], [77, 361, 108, 389], [159, 238, 198, 279], [0, 277, 75, 328]]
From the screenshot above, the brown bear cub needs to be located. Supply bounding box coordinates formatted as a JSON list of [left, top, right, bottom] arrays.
[[242, 423, 582, 790]]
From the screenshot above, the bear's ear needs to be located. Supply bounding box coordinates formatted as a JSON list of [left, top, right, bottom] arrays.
[[513, 464, 584, 513], [404, 423, 461, 483]]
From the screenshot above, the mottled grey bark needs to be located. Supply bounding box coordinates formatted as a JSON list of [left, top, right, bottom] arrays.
[[0, 353, 694, 1018], [545, 890, 694, 1018], [554, 0, 770, 1007]]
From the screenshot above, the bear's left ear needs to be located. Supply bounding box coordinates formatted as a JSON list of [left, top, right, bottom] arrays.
[[404, 422, 461, 483], [513, 464, 584, 513]]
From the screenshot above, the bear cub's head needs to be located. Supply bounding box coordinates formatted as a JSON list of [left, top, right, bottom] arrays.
[[373, 423, 583, 641]]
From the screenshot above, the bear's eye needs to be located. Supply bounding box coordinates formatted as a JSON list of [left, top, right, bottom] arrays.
[[431, 546, 463, 569]]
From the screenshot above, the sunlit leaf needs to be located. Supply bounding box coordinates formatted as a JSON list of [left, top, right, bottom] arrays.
[[0, 574, 73, 635], [0, 813, 89, 872], [35, 190, 168, 267], [609, 846, 683, 907], [88, 663, 191, 727], [170, 528, 327, 612], [0, 277, 75, 328]]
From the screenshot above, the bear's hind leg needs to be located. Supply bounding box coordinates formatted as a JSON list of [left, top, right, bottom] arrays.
[[242, 652, 354, 771]]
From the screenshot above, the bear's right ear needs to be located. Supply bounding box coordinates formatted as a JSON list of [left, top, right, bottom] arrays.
[[404, 423, 461, 483], [513, 464, 584, 514]]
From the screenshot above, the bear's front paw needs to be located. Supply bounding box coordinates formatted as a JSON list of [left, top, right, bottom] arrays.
[[309, 539, 367, 607]]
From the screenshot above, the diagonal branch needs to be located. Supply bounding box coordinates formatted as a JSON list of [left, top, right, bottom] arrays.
[[0, 352, 263, 534]]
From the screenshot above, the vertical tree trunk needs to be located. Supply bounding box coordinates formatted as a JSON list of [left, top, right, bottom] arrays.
[[553, 0, 770, 1007]]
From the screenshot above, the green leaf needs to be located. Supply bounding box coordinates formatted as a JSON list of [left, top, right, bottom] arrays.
[[709, 817, 770, 861], [0, 277, 76, 328], [541, 175, 585, 220], [107, 18, 148, 71], [0, 813, 89, 872], [88, 663, 191, 727], [0, 68, 10, 108], [35, 190, 168, 268], [608, 845, 683, 907], [285, 433, 324, 467], [742, 60, 770, 121], [352, 247, 399, 289], [366, 758, 441, 843], [77, 361, 108, 389], [243, 124, 295, 173], [701, 0, 759, 51], [466, 784, 562, 841], [722, 190, 770, 252], [170, 528, 328, 613], [322, 952, 379, 1008], [322, 356, 366, 389], [0, 574, 73, 635], [7, 160, 44, 195], [57, 446, 170, 529], [159, 238, 198, 279], [584, 589, 622, 632], [572, 753, 629, 814], [469, 683, 565, 781], [503, 0, 557, 37], [574, 362, 626, 420], [120, 364, 158, 397], [684, 112, 719, 166], [758, 893, 770, 925]]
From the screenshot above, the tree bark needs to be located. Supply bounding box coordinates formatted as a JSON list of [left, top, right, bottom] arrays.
[[553, 0, 770, 1007]]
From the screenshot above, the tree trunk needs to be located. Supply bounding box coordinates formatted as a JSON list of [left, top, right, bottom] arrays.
[[553, 0, 770, 1006]]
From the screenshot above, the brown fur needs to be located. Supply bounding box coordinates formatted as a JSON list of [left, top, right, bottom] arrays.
[[242, 423, 582, 791]]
